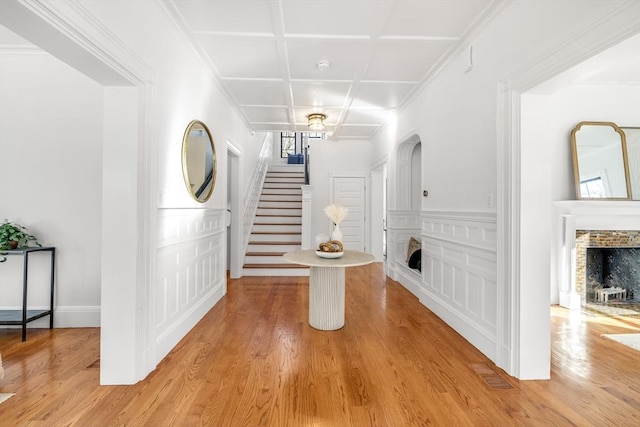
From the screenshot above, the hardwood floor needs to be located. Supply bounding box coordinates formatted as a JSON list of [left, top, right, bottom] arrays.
[[1, 263, 639, 426]]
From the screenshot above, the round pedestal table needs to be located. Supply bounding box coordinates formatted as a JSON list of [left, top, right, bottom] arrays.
[[283, 249, 375, 331]]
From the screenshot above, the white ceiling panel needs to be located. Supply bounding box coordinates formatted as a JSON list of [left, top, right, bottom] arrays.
[[173, 0, 274, 34], [281, 1, 383, 36], [242, 106, 290, 123], [253, 123, 293, 132], [286, 39, 367, 80], [290, 81, 352, 108], [351, 82, 416, 109], [165, 0, 503, 139], [197, 35, 280, 78], [382, 0, 492, 38], [224, 79, 287, 106], [343, 109, 392, 126], [363, 41, 454, 81]]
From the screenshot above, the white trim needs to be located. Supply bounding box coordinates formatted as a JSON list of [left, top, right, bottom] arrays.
[[497, 2, 640, 378], [226, 139, 242, 157], [7, 0, 159, 384], [227, 147, 243, 278]]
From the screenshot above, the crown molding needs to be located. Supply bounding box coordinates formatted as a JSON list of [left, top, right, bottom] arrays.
[[505, 1, 640, 92], [156, 0, 254, 132]]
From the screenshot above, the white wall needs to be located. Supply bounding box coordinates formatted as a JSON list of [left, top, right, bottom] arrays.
[[521, 84, 640, 310], [370, 0, 632, 379], [308, 138, 372, 247], [72, 0, 264, 382], [1, 0, 267, 384], [0, 46, 103, 326]]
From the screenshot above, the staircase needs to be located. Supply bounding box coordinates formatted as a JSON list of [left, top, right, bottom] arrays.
[[243, 165, 309, 276]]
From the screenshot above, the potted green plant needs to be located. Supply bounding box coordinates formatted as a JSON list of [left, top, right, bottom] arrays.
[[0, 220, 41, 262]]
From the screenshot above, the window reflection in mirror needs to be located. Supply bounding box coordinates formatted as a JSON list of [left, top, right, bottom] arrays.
[[571, 121, 631, 200], [621, 127, 640, 200], [182, 120, 216, 202]]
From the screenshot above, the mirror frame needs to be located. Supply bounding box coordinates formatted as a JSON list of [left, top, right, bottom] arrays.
[[181, 120, 217, 203], [570, 121, 632, 200], [621, 126, 640, 201]]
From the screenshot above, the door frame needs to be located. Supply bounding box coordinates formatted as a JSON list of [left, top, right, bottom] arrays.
[[329, 172, 369, 252]]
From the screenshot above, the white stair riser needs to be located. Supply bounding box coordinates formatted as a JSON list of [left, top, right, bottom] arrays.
[[250, 233, 301, 242], [253, 224, 301, 233], [245, 255, 287, 264], [258, 201, 302, 209], [247, 243, 301, 252], [263, 183, 303, 189], [257, 208, 302, 216], [266, 173, 305, 179], [260, 194, 301, 201], [264, 177, 305, 183], [261, 189, 302, 196], [268, 165, 304, 173], [254, 216, 301, 224]]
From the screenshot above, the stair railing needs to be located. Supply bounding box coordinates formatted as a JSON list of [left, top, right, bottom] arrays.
[[304, 144, 310, 185], [242, 133, 273, 254]]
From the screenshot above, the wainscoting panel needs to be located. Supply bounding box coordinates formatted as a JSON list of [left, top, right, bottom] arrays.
[[420, 211, 497, 360], [155, 208, 226, 359]]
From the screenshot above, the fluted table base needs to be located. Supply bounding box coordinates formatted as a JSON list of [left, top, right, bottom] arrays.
[[282, 250, 375, 331], [309, 266, 345, 330]]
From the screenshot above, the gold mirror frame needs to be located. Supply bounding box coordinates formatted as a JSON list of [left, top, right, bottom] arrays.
[[621, 127, 640, 200], [570, 121, 631, 200], [181, 120, 217, 202]]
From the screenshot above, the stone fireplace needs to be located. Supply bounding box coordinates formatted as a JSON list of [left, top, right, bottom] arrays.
[[575, 230, 640, 302]]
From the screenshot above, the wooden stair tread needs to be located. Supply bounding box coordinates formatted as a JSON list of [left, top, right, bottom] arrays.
[[261, 192, 302, 195], [248, 241, 301, 245], [246, 252, 286, 256], [251, 231, 301, 235], [256, 214, 302, 217], [257, 207, 301, 209], [254, 222, 301, 225], [243, 263, 308, 269]]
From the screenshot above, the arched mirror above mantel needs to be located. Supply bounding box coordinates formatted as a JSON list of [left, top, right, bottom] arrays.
[[570, 121, 632, 200], [181, 120, 217, 202]]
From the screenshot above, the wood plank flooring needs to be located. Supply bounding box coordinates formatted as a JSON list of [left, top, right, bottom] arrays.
[[0, 263, 639, 426]]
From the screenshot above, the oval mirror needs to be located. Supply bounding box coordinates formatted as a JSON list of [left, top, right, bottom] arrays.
[[181, 120, 216, 202], [571, 121, 631, 200], [621, 127, 640, 200]]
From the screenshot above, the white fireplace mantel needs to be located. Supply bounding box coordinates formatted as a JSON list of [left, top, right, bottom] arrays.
[[553, 201, 640, 310]]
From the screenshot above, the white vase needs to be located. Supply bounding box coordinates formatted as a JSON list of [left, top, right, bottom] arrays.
[[331, 224, 343, 242]]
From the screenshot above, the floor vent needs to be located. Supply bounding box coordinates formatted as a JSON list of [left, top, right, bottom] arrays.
[[469, 363, 514, 390]]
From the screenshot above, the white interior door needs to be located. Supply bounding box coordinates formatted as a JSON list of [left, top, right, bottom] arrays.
[[332, 176, 366, 251]]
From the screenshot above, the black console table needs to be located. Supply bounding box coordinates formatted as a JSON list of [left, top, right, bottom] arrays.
[[0, 246, 55, 341]]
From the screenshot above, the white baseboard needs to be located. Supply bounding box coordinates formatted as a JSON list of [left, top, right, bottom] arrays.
[[155, 283, 225, 363], [418, 290, 496, 361], [0, 305, 100, 328]]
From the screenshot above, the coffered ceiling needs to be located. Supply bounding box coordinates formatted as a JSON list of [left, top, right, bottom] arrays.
[[164, 0, 498, 139]]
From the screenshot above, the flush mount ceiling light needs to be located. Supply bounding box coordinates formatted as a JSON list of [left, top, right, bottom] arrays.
[[307, 113, 326, 130]]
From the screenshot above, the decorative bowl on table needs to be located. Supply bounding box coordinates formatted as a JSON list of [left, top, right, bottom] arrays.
[[315, 250, 344, 259]]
